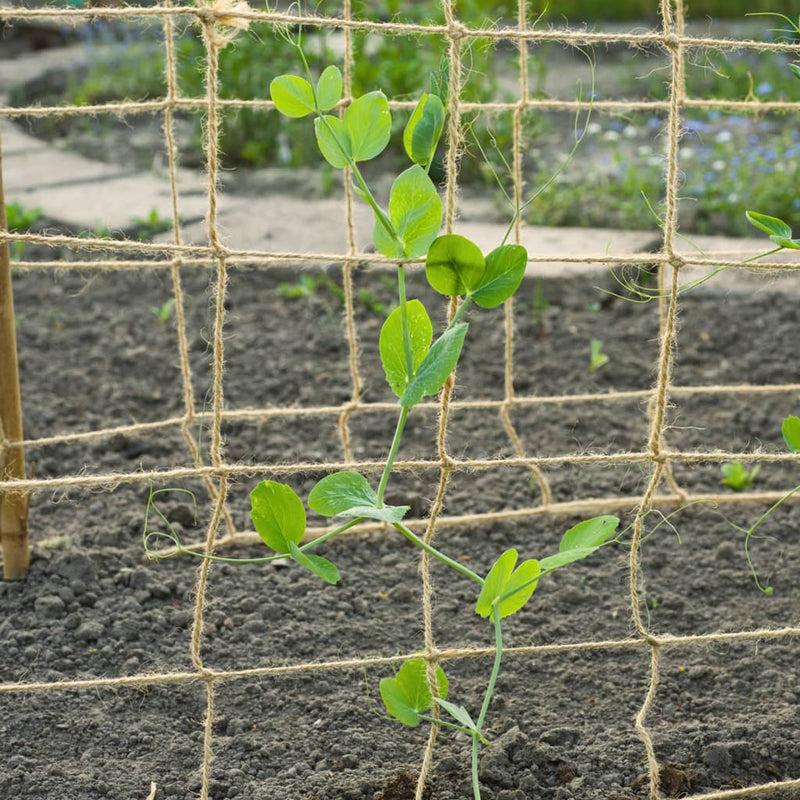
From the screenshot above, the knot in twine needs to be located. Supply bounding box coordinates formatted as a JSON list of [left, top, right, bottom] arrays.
[[198, 0, 252, 48], [662, 33, 681, 50], [447, 20, 469, 42]]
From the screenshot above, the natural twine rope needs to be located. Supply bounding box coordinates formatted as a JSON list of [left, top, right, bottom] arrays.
[[2, 1, 800, 798]]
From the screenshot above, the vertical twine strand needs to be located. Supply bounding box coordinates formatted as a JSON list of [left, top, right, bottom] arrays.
[[162, 0, 236, 538], [336, 0, 361, 465], [414, 2, 466, 796], [629, 3, 689, 798], [500, 0, 551, 507]]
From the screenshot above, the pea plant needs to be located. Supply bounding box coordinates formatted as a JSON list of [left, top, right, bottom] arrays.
[[145, 34, 620, 799]]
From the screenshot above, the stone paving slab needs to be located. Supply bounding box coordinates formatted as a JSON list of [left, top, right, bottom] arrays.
[[2, 113, 799, 291]]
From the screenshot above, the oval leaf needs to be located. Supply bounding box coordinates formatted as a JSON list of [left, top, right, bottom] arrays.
[[287, 541, 340, 585], [379, 299, 433, 397], [425, 234, 485, 297], [316, 65, 343, 111], [497, 558, 540, 619], [472, 244, 528, 308], [539, 548, 597, 572], [560, 515, 620, 553], [314, 115, 351, 169], [373, 165, 443, 260], [380, 658, 448, 727], [745, 211, 792, 240], [404, 93, 445, 167], [344, 91, 391, 162], [270, 75, 315, 118], [782, 415, 800, 453], [791, 63, 800, 81], [475, 549, 517, 618], [250, 481, 306, 553], [308, 471, 377, 517], [400, 322, 468, 408]]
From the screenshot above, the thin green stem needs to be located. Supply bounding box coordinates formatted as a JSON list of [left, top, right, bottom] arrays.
[[743, 483, 800, 593], [417, 713, 473, 736], [470, 604, 504, 800], [393, 521, 484, 586], [376, 406, 409, 507], [144, 518, 364, 563], [447, 296, 472, 330], [477, 604, 503, 730]]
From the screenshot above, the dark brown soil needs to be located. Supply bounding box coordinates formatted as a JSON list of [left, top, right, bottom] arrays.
[[1, 259, 799, 800]]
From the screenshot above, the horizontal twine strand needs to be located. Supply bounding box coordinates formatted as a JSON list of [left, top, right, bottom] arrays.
[[2, 4, 800, 53], [4, 451, 800, 492], [2, 625, 797, 695], [10, 380, 800, 449]]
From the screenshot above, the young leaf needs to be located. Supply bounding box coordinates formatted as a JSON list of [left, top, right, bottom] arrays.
[[344, 91, 392, 162], [400, 322, 468, 408], [316, 65, 343, 111], [539, 515, 620, 571], [425, 234, 485, 297], [768, 236, 800, 251], [745, 211, 792, 240], [308, 472, 409, 523], [373, 165, 443, 260], [270, 75, 316, 118], [560, 515, 620, 552], [339, 504, 409, 523], [782, 415, 800, 453], [379, 299, 433, 396], [403, 93, 446, 167], [308, 471, 377, 516], [250, 481, 306, 553], [472, 244, 528, 308], [475, 549, 540, 619], [314, 115, 352, 169], [436, 698, 479, 732], [790, 63, 800, 81], [288, 541, 340, 585], [380, 658, 448, 727]]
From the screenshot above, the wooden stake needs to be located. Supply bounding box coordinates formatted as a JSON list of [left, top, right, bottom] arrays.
[[0, 125, 30, 579]]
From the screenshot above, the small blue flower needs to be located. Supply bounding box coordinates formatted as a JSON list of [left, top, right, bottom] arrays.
[[756, 82, 773, 96]]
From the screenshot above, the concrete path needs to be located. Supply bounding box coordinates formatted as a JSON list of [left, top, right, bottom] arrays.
[[2, 46, 798, 289]]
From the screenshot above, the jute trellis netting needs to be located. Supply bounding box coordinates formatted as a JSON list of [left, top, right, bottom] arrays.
[[1, 0, 800, 797]]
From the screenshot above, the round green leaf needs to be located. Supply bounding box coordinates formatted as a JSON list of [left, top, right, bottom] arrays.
[[249, 481, 306, 553], [373, 165, 442, 260], [782, 415, 800, 453], [380, 658, 448, 727], [475, 549, 517, 618], [472, 244, 527, 308], [314, 115, 352, 169], [316, 65, 343, 111], [344, 91, 391, 162], [270, 75, 315, 118], [425, 234, 485, 297]]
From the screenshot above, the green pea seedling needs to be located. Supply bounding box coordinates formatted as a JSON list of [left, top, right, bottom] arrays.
[[720, 461, 760, 492], [589, 338, 609, 373], [145, 31, 620, 799]]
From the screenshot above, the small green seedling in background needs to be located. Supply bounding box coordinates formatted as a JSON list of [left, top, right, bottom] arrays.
[[5, 201, 42, 260], [151, 298, 176, 329], [146, 31, 612, 800], [589, 338, 609, 372], [130, 207, 172, 241], [721, 461, 760, 492]]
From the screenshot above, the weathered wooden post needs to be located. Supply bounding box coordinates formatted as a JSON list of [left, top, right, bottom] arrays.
[[0, 125, 30, 578]]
